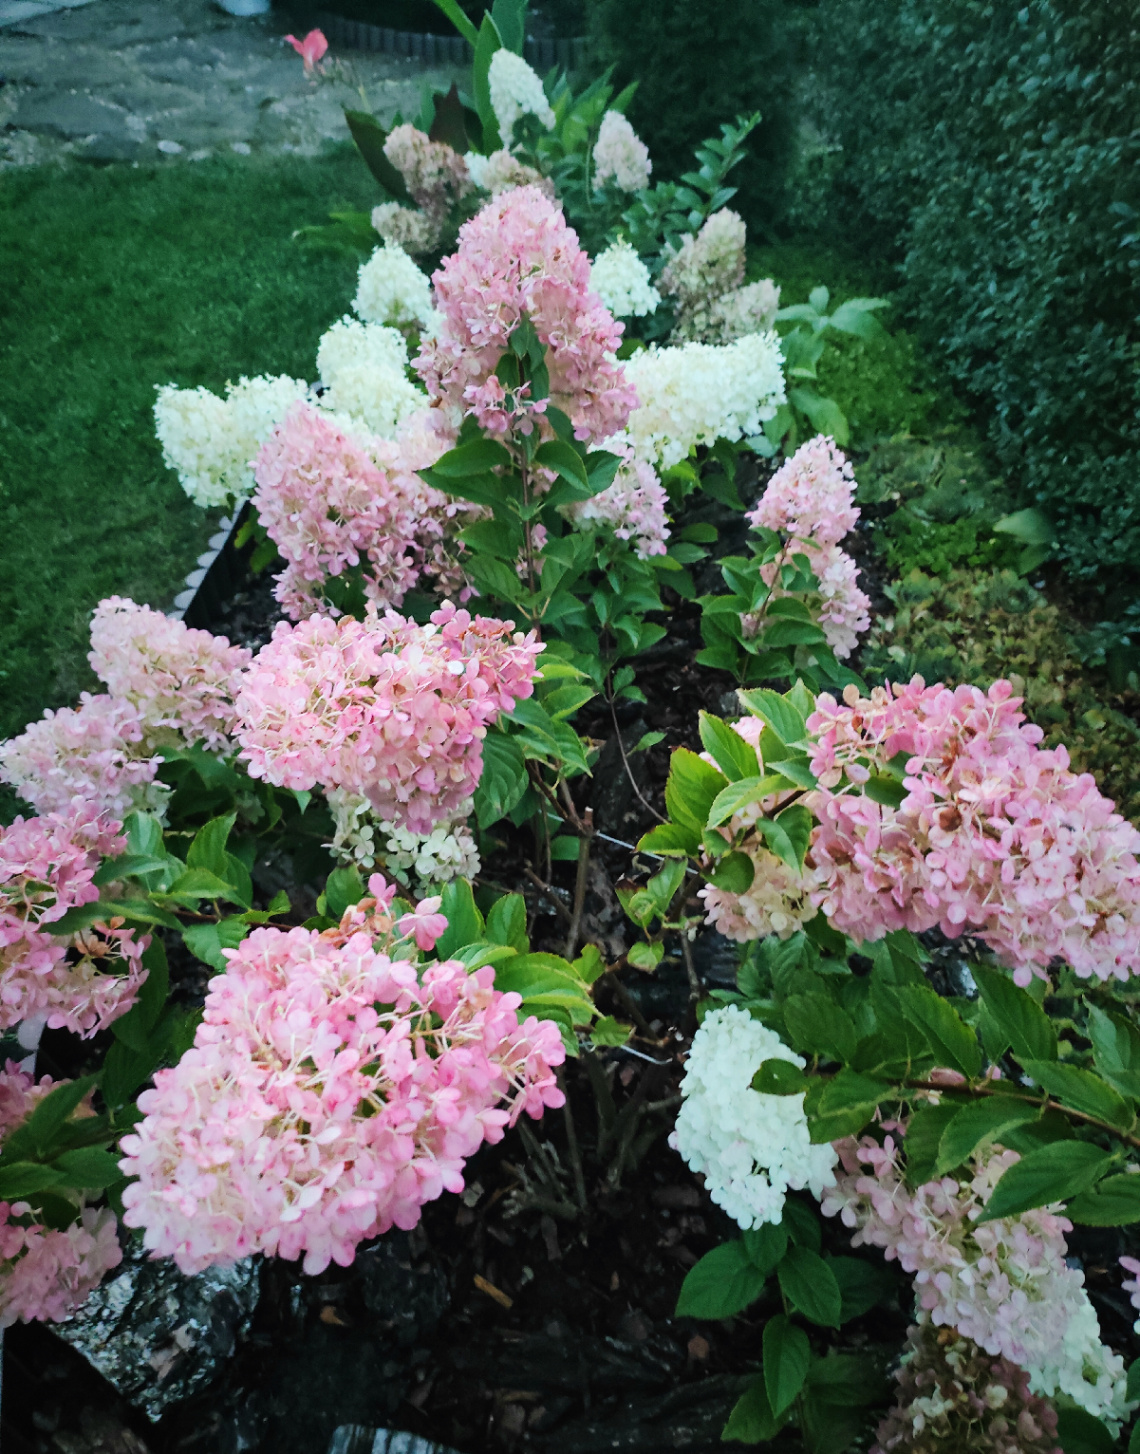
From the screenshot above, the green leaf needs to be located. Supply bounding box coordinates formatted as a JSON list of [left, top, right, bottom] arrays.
[[474, 731, 529, 828], [776, 804, 813, 871], [788, 386, 849, 446], [1054, 1407, 1116, 1454], [485, 894, 528, 953], [707, 851, 755, 893], [974, 967, 1057, 1062], [741, 1223, 788, 1275], [472, 12, 504, 149], [19, 1075, 98, 1156], [829, 1257, 892, 1322], [1127, 1359, 1140, 1405], [637, 823, 700, 856], [763, 1315, 810, 1417], [698, 712, 758, 781], [589, 1016, 632, 1047], [534, 439, 590, 491], [777, 1245, 842, 1327], [323, 865, 366, 921], [707, 775, 789, 828], [1087, 1004, 1140, 1097], [896, 984, 982, 1078], [751, 1059, 808, 1096], [433, 437, 513, 478], [753, 816, 803, 874], [1067, 1174, 1140, 1226], [675, 1240, 768, 1319], [664, 748, 728, 833], [978, 1140, 1113, 1223], [182, 918, 250, 974], [935, 1096, 1042, 1176], [1019, 1059, 1134, 1130], [993, 507, 1054, 548], [784, 995, 857, 1064], [736, 688, 806, 748], [902, 1101, 963, 1185], [761, 618, 828, 649], [0, 1163, 65, 1199], [52, 1147, 122, 1190], [427, 0, 479, 46], [186, 813, 237, 879], [164, 866, 242, 902], [434, 880, 484, 960], [343, 110, 412, 200], [490, 0, 526, 52], [722, 1376, 780, 1443]]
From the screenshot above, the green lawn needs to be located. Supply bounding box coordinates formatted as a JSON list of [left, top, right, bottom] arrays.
[[0, 148, 377, 743]]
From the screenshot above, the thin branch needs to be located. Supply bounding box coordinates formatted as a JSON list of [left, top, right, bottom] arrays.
[[522, 866, 573, 924], [608, 695, 667, 824], [563, 809, 593, 959]]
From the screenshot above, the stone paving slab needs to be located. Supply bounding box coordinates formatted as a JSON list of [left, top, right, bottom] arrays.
[[0, 0, 459, 166]]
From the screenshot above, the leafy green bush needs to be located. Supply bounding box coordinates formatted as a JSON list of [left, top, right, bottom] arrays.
[[585, 0, 800, 223], [862, 568, 1140, 823], [854, 431, 1021, 577], [812, 0, 1140, 608]]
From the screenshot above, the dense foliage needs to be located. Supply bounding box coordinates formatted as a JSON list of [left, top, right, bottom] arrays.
[[812, 0, 1140, 618]]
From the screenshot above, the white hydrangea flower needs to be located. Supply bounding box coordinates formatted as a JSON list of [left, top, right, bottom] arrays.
[[154, 373, 308, 509], [315, 316, 426, 438], [353, 244, 436, 332], [613, 332, 786, 468], [463, 151, 491, 189], [1029, 1293, 1131, 1428], [488, 49, 555, 143], [589, 241, 660, 318], [592, 110, 652, 193], [671, 1005, 838, 1229], [707, 279, 782, 343], [328, 790, 480, 889]]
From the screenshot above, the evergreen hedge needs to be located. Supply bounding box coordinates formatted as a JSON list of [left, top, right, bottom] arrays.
[[813, 0, 1140, 606]]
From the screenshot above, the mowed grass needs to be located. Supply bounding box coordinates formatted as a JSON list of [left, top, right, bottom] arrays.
[[0, 148, 376, 743]]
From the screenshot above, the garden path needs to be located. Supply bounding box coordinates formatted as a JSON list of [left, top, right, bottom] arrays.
[[0, 0, 457, 166]]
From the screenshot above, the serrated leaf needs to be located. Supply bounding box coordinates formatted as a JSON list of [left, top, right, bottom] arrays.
[[698, 712, 758, 781], [736, 688, 806, 747], [763, 1315, 810, 1417], [776, 803, 813, 870], [664, 748, 728, 833], [784, 995, 857, 1064], [485, 893, 528, 953], [637, 823, 700, 856], [935, 1096, 1041, 1176], [434, 880, 484, 960], [751, 1059, 808, 1095], [778, 1244, 842, 1327], [977, 1140, 1113, 1223], [974, 967, 1057, 1062], [829, 1257, 892, 1322], [707, 851, 755, 893], [589, 1016, 632, 1047], [52, 1147, 122, 1190], [896, 984, 982, 1079], [741, 1223, 788, 1274], [1019, 1059, 1133, 1129], [433, 437, 513, 479], [186, 813, 237, 880], [0, 1163, 66, 1199], [722, 1376, 780, 1443], [1054, 1407, 1116, 1454], [1067, 1174, 1140, 1226], [707, 775, 789, 828], [675, 1241, 767, 1319], [182, 918, 250, 973]]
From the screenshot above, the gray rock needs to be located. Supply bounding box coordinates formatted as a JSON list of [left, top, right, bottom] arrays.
[[11, 88, 129, 138], [328, 1430, 464, 1454], [55, 1238, 260, 1421]]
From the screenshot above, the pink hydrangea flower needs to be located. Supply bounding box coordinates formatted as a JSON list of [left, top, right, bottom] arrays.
[[234, 602, 541, 834], [252, 402, 471, 621], [748, 435, 860, 546], [89, 596, 251, 752], [745, 539, 870, 660], [0, 808, 148, 1036], [822, 1130, 1127, 1420], [397, 896, 448, 951], [805, 678, 1140, 983], [119, 922, 566, 1275], [383, 124, 473, 237], [415, 186, 638, 444], [568, 454, 670, 558], [0, 693, 161, 819], [0, 1204, 121, 1328]]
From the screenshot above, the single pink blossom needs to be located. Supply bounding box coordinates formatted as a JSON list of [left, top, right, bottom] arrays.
[[285, 29, 328, 72], [398, 896, 448, 951]]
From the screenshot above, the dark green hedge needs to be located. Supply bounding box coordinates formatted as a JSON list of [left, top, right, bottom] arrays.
[[585, 0, 802, 227], [812, 0, 1140, 602]]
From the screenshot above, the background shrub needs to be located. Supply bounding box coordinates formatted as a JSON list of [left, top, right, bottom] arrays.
[[810, 0, 1140, 610], [586, 0, 804, 226]]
